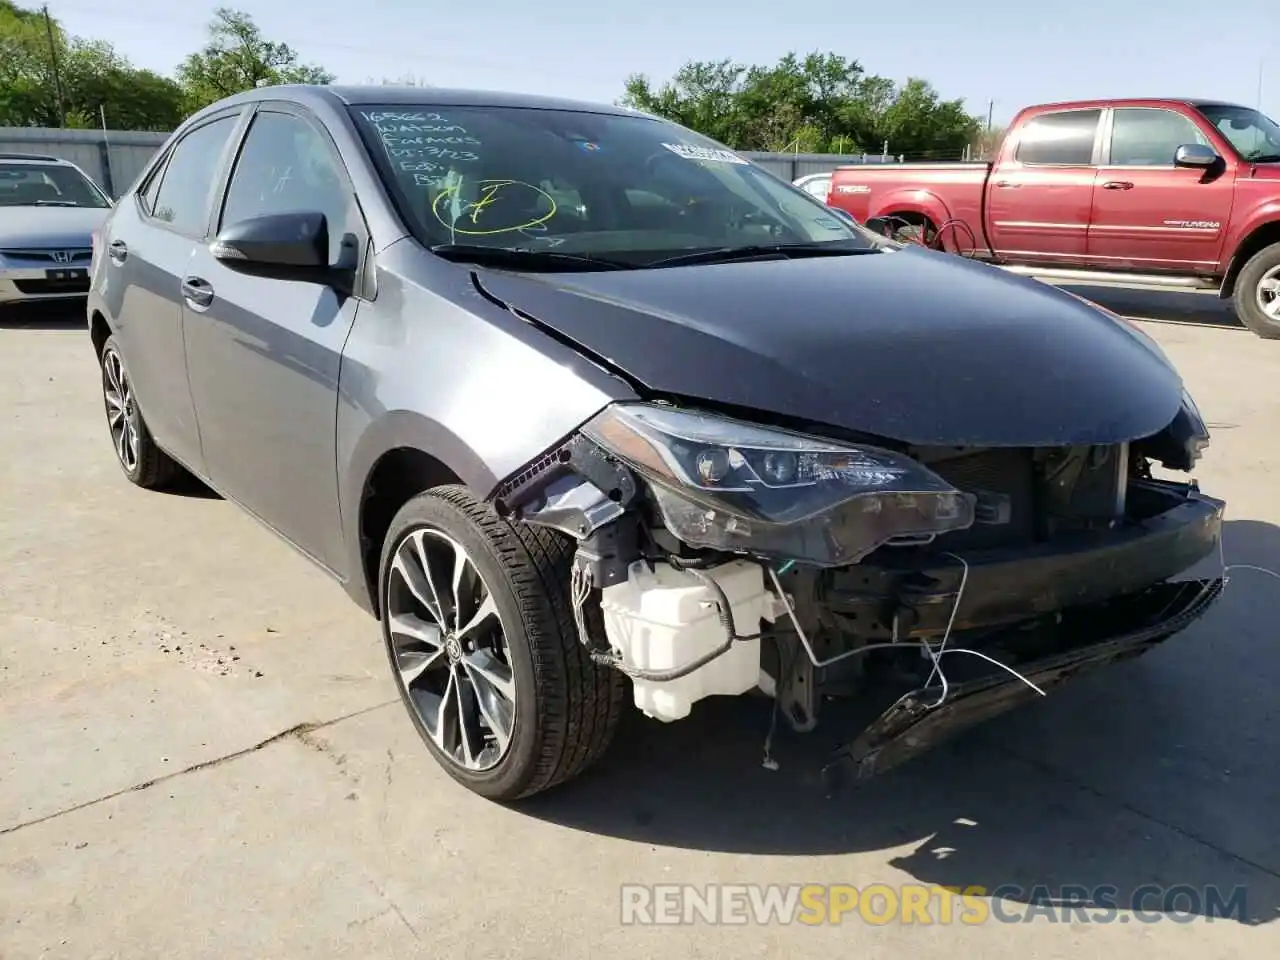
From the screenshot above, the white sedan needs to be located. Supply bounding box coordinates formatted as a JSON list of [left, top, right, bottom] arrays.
[[792, 172, 832, 203]]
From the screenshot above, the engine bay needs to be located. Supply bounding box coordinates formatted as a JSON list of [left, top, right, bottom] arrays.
[[490, 397, 1224, 778]]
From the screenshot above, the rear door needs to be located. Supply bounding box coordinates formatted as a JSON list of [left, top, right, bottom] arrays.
[[1086, 106, 1236, 272], [104, 111, 243, 475], [984, 108, 1102, 263], [181, 104, 369, 571]]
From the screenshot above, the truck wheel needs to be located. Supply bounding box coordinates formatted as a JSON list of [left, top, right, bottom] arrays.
[[1233, 243, 1280, 339], [377, 484, 626, 801], [99, 336, 182, 489]]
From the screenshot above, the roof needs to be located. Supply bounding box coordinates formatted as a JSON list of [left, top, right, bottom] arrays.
[[0, 152, 72, 164], [1019, 97, 1253, 114], [208, 83, 643, 118]]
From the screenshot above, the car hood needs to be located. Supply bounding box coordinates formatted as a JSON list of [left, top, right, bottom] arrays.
[[0, 206, 111, 248], [472, 245, 1185, 447]]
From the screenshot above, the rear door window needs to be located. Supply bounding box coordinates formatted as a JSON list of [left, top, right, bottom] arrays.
[[149, 116, 239, 237], [1015, 109, 1102, 166]]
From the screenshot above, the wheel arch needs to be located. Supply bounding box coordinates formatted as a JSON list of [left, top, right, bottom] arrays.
[[1221, 217, 1280, 299], [89, 309, 113, 360], [342, 410, 499, 617]]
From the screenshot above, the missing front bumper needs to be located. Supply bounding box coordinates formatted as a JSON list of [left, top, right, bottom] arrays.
[[829, 575, 1225, 782]]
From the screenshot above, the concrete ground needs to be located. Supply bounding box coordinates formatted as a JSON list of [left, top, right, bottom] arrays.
[[1, 289, 1278, 959]]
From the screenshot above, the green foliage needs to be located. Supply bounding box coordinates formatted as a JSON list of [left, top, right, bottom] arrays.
[[1, 0, 185, 129], [175, 7, 334, 114], [621, 52, 981, 159], [0, 3, 331, 130]]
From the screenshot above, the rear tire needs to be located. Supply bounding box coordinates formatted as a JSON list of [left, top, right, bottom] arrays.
[[378, 484, 626, 801], [99, 335, 182, 489], [1232, 242, 1280, 340]]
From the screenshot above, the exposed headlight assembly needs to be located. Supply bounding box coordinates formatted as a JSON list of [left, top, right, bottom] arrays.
[[581, 403, 976, 567]]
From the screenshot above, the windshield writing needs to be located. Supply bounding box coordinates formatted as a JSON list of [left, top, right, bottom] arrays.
[[351, 104, 871, 263]]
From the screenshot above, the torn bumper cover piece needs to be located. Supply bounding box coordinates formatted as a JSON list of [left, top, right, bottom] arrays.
[[831, 489, 1226, 781]]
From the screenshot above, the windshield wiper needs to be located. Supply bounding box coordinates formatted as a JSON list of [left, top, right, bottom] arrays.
[[429, 243, 631, 271], [1247, 153, 1280, 163], [32, 200, 80, 207], [644, 241, 878, 269]]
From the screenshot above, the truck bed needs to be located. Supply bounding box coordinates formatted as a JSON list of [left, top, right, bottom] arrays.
[[827, 161, 993, 254]]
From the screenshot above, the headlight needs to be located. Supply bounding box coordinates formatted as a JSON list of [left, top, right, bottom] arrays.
[[1179, 386, 1211, 460], [581, 403, 975, 567]]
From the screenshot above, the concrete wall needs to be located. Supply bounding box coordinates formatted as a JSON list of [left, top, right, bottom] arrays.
[[741, 151, 898, 181], [0, 127, 896, 198], [0, 127, 169, 198]]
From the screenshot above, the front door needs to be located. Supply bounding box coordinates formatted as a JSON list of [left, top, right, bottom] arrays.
[[984, 108, 1102, 264], [1086, 107, 1236, 273], [182, 105, 367, 572]]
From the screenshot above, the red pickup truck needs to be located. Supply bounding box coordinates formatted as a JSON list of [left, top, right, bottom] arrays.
[[825, 98, 1280, 338]]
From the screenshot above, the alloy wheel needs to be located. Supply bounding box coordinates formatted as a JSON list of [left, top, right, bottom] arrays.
[[1257, 265, 1280, 322], [102, 346, 139, 473], [386, 527, 517, 771]]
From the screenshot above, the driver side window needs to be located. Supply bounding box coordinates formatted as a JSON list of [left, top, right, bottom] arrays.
[[220, 110, 354, 262], [1109, 108, 1210, 166]]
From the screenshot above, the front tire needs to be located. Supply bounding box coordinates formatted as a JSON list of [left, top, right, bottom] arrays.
[[378, 485, 626, 801], [99, 336, 181, 489], [1233, 242, 1280, 339]]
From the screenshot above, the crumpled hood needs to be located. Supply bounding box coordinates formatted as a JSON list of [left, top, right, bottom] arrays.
[[474, 245, 1185, 447], [0, 206, 110, 248]]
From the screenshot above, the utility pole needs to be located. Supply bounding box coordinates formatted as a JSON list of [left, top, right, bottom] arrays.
[[987, 99, 994, 132], [42, 4, 66, 127]]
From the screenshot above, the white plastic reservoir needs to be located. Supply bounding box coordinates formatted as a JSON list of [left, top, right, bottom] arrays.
[[598, 559, 778, 722]]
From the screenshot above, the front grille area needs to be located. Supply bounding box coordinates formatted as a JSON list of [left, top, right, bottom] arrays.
[[13, 276, 91, 295], [927, 448, 1038, 549], [0, 247, 92, 264]]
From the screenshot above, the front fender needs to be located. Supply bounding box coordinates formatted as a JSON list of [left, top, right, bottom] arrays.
[[332, 252, 637, 612]]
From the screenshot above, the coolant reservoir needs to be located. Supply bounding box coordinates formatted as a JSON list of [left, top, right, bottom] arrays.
[[599, 560, 776, 722]]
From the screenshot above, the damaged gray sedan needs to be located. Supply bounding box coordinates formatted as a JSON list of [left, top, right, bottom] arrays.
[[87, 84, 1224, 801]]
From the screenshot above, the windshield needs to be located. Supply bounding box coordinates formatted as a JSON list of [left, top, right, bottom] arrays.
[[0, 162, 110, 208], [348, 104, 874, 264], [1194, 105, 1280, 161]]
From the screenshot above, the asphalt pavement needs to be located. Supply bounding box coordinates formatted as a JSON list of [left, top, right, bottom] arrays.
[[0, 287, 1276, 959]]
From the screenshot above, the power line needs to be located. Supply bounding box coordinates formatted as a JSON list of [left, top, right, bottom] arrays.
[[42, 4, 67, 126]]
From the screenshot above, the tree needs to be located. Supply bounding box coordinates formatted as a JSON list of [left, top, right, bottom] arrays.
[[365, 72, 432, 87], [0, 0, 184, 130], [621, 52, 981, 159], [176, 7, 333, 113]]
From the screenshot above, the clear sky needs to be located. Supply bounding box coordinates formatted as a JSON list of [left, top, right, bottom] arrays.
[[45, 0, 1277, 129]]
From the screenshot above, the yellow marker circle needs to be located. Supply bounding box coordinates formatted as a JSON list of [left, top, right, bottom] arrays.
[[432, 179, 558, 236]]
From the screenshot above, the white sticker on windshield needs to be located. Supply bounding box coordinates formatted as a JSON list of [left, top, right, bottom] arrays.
[[660, 142, 748, 165]]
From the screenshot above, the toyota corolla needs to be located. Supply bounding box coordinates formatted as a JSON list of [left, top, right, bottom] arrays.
[[87, 85, 1224, 801]]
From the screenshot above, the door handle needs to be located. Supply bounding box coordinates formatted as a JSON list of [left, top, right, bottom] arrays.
[[993, 180, 1020, 188], [181, 276, 214, 308], [107, 239, 127, 264], [1102, 181, 1134, 190]]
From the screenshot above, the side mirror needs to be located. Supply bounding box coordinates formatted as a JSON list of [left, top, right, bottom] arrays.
[[1173, 143, 1219, 169], [211, 211, 341, 286]]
